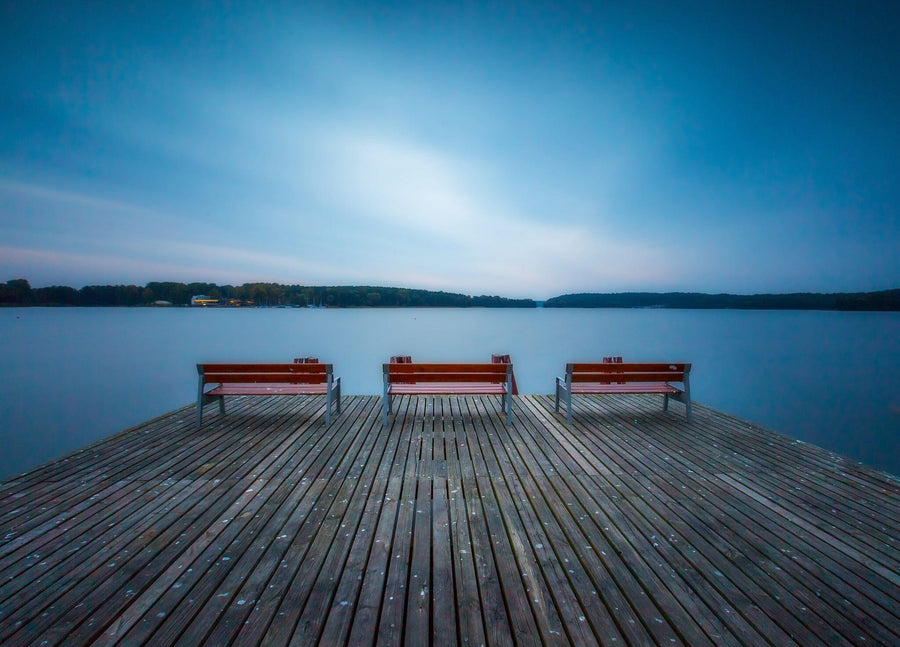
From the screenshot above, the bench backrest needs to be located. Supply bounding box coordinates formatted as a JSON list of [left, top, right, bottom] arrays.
[[566, 362, 690, 384], [199, 363, 332, 385], [384, 362, 511, 384]]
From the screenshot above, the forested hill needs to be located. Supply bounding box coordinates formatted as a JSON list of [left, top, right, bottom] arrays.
[[543, 290, 900, 311], [5, 278, 900, 310], [0, 279, 536, 308]]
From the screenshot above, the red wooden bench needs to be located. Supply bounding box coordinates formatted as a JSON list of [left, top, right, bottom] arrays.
[[555, 362, 692, 423], [197, 363, 341, 426], [382, 362, 514, 425]]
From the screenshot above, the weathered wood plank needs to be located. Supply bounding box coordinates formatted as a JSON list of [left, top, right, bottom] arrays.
[[404, 397, 434, 645], [2, 392, 899, 646], [113, 396, 377, 646], [340, 395, 416, 645], [544, 393, 900, 645], [0, 396, 318, 644], [509, 396, 708, 646], [2, 398, 320, 644], [542, 396, 825, 645], [444, 401, 490, 647]]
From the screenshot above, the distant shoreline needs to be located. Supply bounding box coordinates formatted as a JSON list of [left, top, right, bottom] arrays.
[[2, 279, 899, 311], [543, 289, 900, 311]]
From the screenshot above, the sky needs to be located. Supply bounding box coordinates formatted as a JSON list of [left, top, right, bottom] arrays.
[[1, 1, 898, 299]]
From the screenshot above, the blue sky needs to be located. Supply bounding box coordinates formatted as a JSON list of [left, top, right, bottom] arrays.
[[2, 1, 898, 299]]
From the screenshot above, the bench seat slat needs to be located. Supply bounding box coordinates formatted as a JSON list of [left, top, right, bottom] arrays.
[[569, 362, 688, 373], [388, 363, 508, 373], [205, 384, 329, 396], [388, 373, 509, 384], [570, 382, 682, 395], [570, 372, 684, 383], [201, 363, 328, 374], [203, 373, 328, 384], [389, 383, 508, 395]]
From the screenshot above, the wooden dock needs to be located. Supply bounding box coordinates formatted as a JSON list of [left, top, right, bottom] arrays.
[[1, 393, 898, 646]]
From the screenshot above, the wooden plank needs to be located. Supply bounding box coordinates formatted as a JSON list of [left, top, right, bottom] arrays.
[[344, 395, 418, 645], [206, 383, 328, 395], [202, 374, 329, 385], [488, 397, 653, 645], [504, 396, 701, 646], [569, 362, 689, 373], [608, 395, 900, 592], [430, 477, 458, 646], [387, 363, 508, 374], [465, 396, 601, 645], [0, 397, 301, 629], [200, 363, 329, 374], [0, 405, 200, 518], [2, 393, 900, 646], [314, 399, 410, 646], [275, 398, 391, 645], [547, 397, 827, 645], [460, 397, 554, 644], [108, 396, 377, 646], [545, 393, 900, 645], [388, 374, 507, 384], [216, 398, 381, 646], [517, 395, 780, 646], [390, 382, 506, 394], [55, 397, 334, 644], [374, 395, 428, 643], [444, 401, 490, 646], [450, 399, 516, 647], [404, 396, 434, 645], [674, 405, 900, 555], [2, 396, 320, 645], [569, 382, 682, 393]]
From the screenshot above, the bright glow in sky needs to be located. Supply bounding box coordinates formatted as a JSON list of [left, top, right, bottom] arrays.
[[2, 1, 898, 298]]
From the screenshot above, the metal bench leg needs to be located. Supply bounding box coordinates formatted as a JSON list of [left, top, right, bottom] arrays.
[[556, 377, 574, 424], [382, 393, 391, 425], [684, 375, 692, 422], [197, 377, 211, 427], [669, 391, 692, 423]]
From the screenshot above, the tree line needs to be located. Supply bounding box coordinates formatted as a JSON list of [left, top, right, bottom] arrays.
[[543, 290, 900, 311], [5, 278, 899, 310], [0, 279, 537, 308]]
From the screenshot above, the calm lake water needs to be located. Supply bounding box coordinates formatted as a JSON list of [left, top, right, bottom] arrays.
[[1, 307, 899, 480]]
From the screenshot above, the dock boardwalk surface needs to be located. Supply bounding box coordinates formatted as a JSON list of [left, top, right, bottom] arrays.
[[1, 394, 899, 646]]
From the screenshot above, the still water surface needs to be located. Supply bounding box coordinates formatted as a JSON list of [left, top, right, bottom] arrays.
[[2, 307, 898, 479]]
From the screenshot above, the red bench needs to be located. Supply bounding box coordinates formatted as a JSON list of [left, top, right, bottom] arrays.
[[555, 362, 692, 423], [382, 362, 514, 425], [197, 363, 341, 426]]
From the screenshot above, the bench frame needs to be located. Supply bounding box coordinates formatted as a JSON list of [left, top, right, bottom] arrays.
[[197, 363, 341, 426], [382, 362, 514, 425], [555, 362, 692, 423]]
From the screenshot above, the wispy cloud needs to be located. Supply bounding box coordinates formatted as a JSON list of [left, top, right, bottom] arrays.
[[3, 2, 896, 295], [296, 127, 675, 295]]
